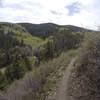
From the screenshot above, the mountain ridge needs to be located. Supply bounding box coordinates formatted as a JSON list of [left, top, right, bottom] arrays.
[[18, 22, 96, 38]]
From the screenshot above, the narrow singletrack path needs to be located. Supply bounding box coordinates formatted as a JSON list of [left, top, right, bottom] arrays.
[[46, 58, 76, 100]]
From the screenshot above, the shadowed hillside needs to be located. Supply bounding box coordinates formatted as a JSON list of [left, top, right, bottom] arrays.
[[0, 22, 93, 40], [18, 23, 93, 38]]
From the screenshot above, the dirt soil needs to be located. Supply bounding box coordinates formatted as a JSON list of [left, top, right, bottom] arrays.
[[45, 58, 76, 100]]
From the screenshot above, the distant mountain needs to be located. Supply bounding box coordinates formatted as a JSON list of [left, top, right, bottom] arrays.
[[18, 23, 58, 38], [61, 25, 93, 32], [18, 23, 94, 38]]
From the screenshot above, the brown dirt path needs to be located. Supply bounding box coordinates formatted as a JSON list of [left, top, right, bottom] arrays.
[[45, 58, 76, 100]]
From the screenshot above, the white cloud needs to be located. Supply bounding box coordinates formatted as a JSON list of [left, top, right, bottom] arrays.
[[0, 0, 100, 30]]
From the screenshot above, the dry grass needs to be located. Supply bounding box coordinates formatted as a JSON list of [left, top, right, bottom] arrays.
[[66, 32, 100, 100]]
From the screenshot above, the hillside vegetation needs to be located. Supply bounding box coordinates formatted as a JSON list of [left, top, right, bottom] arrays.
[[4, 49, 77, 100], [0, 22, 96, 100], [67, 32, 100, 100]]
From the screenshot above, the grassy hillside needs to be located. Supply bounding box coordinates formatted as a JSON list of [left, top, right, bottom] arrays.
[[0, 22, 44, 47]]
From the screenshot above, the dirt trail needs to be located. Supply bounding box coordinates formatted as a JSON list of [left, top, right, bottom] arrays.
[[46, 58, 76, 100]]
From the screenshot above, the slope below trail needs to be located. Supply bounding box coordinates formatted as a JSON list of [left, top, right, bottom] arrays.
[[46, 58, 76, 100]]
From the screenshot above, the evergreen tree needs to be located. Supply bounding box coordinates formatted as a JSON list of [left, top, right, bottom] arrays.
[[0, 71, 7, 90], [45, 39, 54, 59], [24, 57, 32, 70], [5, 61, 26, 82]]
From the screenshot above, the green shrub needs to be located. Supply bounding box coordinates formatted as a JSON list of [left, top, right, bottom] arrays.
[[5, 61, 26, 83], [0, 71, 8, 90]]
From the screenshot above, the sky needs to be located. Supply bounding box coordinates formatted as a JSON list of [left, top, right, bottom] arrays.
[[0, 0, 100, 30]]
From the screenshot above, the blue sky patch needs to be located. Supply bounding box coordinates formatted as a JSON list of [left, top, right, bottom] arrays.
[[66, 2, 81, 16], [0, 0, 3, 7]]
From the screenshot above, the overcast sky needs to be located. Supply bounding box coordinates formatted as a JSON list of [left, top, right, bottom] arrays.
[[0, 0, 100, 30]]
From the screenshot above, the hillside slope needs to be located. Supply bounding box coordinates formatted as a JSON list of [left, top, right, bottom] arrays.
[[66, 32, 100, 100], [0, 22, 44, 67], [0, 22, 45, 90], [0, 22, 97, 100], [19, 23, 94, 38], [0, 22, 43, 47]]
